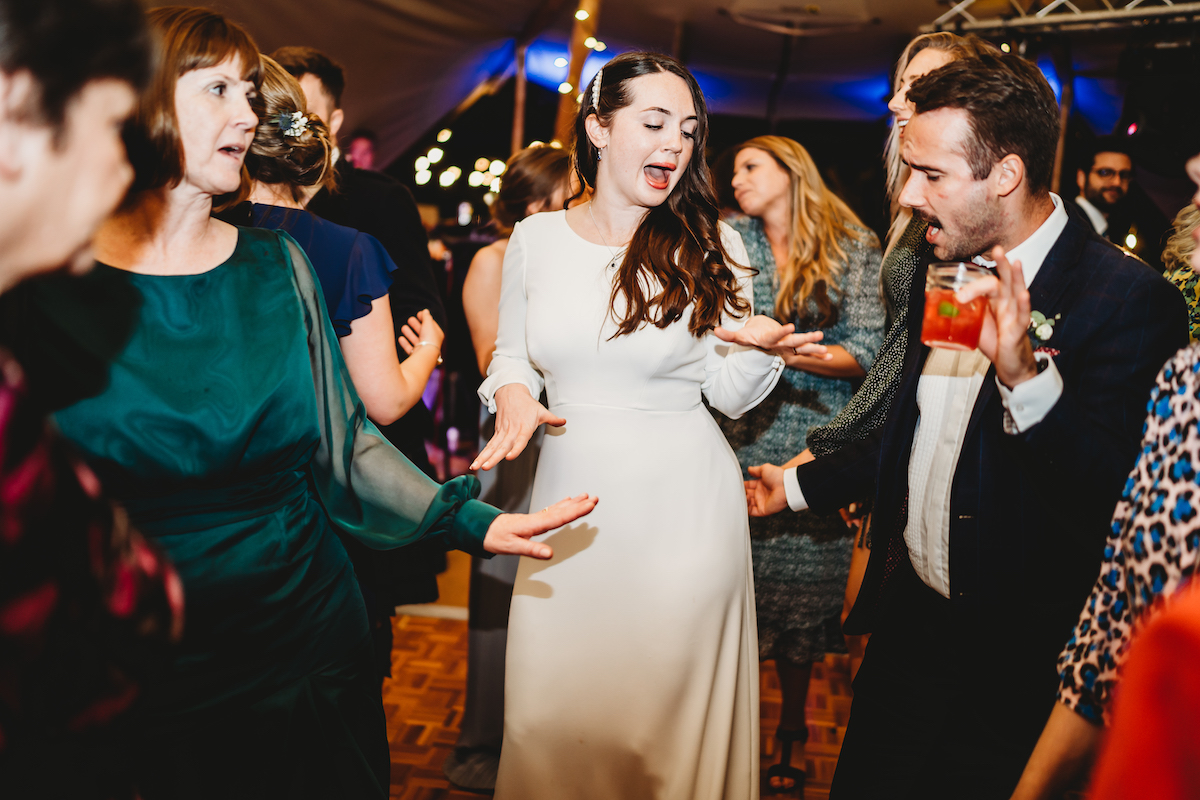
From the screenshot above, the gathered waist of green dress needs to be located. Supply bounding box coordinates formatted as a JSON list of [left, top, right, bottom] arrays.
[[123, 468, 311, 536]]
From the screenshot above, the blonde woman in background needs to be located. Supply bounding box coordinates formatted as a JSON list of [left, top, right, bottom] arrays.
[[745, 33, 1000, 671], [1162, 204, 1200, 341], [720, 135, 883, 795], [445, 143, 575, 792]]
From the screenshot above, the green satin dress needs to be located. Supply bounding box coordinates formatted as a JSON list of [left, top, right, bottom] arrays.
[[54, 227, 498, 799]]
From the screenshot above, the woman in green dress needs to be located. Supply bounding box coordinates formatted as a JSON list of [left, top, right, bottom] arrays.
[[51, 8, 595, 798], [719, 135, 883, 795]]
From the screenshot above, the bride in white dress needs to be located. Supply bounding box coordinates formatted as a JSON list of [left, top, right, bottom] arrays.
[[474, 52, 829, 800]]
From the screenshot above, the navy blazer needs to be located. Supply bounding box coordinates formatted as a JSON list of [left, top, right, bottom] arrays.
[[796, 213, 1189, 650]]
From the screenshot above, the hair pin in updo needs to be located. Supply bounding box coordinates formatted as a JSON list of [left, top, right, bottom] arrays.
[[277, 111, 310, 138], [591, 68, 602, 110]]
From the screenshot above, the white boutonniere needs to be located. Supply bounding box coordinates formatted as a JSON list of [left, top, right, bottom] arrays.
[[1028, 310, 1061, 356]]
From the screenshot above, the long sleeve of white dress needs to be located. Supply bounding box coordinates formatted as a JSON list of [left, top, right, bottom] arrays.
[[478, 221, 542, 412], [701, 224, 785, 419], [478, 218, 784, 417]]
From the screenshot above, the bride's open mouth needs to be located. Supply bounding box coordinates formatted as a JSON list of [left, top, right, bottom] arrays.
[[644, 163, 675, 190]]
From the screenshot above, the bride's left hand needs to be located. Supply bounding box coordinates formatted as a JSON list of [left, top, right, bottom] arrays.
[[713, 315, 831, 360]]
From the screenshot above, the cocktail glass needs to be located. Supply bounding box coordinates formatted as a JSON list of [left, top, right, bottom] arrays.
[[921, 262, 991, 351]]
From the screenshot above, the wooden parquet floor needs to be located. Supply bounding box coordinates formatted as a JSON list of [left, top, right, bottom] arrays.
[[383, 614, 853, 799]]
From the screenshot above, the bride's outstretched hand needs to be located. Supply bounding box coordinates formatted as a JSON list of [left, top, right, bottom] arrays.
[[483, 494, 600, 559], [713, 315, 830, 360], [472, 383, 566, 471]]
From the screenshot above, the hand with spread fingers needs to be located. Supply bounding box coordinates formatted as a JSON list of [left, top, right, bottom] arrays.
[[713, 315, 830, 360], [483, 494, 599, 559], [954, 246, 1040, 388], [471, 383, 566, 471]]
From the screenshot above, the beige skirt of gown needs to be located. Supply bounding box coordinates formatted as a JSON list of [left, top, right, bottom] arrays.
[[493, 403, 760, 800]]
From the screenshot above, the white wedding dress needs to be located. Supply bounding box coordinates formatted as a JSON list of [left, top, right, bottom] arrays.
[[479, 210, 782, 800]]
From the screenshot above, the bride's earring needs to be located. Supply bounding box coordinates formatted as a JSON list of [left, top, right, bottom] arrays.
[[597, 147, 604, 162]]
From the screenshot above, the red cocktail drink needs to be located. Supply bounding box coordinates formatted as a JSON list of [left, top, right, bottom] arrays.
[[921, 263, 992, 351]]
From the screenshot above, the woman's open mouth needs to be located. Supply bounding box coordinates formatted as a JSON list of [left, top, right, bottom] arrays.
[[644, 163, 675, 191]]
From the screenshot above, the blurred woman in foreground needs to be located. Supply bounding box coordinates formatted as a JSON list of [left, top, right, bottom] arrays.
[[0, 1, 183, 796]]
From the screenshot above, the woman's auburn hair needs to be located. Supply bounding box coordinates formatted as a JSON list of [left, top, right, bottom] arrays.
[[570, 51, 749, 339], [125, 6, 262, 199], [736, 136, 867, 327], [491, 144, 571, 235], [245, 56, 336, 202]]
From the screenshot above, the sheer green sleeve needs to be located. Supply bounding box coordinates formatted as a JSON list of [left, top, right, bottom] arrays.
[[278, 231, 499, 556]]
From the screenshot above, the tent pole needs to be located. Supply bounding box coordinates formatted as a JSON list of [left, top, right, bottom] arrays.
[[1049, 38, 1074, 196], [554, 0, 601, 145], [673, 20, 692, 64], [766, 32, 795, 134], [512, 43, 527, 155]]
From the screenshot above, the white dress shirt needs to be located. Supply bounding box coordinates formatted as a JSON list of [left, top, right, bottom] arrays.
[[1074, 195, 1108, 237], [785, 195, 1069, 597]]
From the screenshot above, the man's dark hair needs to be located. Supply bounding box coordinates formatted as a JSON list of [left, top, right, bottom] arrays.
[[0, 0, 152, 131], [1083, 135, 1133, 172], [270, 46, 345, 107], [907, 52, 1060, 195]]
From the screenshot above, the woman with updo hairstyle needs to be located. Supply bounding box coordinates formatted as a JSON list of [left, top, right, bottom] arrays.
[[245, 55, 444, 427], [242, 55, 450, 688], [244, 56, 335, 198], [50, 7, 595, 797], [475, 51, 826, 799], [722, 134, 883, 795]]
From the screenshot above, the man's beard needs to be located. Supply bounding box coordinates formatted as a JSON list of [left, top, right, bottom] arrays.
[[1084, 181, 1124, 213], [912, 199, 1001, 261]]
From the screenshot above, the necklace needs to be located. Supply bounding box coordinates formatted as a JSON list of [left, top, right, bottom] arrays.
[[588, 201, 625, 266]]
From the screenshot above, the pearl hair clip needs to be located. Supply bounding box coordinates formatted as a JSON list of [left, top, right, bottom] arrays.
[[592, 68, 602, 110]]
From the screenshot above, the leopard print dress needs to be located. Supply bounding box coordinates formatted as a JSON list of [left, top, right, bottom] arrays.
[[1057, 342, 1200, 723]]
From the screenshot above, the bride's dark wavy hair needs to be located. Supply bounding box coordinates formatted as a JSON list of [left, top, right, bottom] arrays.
[[570, 52, 749, 338]]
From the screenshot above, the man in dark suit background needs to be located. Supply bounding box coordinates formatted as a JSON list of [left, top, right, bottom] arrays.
[[271, 45, 450, 678], [746, 54, 1188, 798], [1064, 135, 1169, 270]]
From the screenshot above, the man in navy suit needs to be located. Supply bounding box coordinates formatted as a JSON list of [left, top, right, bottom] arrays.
[[746, 53, 1188, 798]]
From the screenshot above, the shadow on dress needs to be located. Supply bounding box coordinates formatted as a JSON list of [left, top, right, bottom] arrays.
[[513, 522, 599, 599]]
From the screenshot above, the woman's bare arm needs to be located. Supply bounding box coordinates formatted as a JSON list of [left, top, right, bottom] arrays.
[[783, 344, 866, 379], [1009, 703, 1103, 800], [340, 298, 442, 426], [462, 241, 506, 376]]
